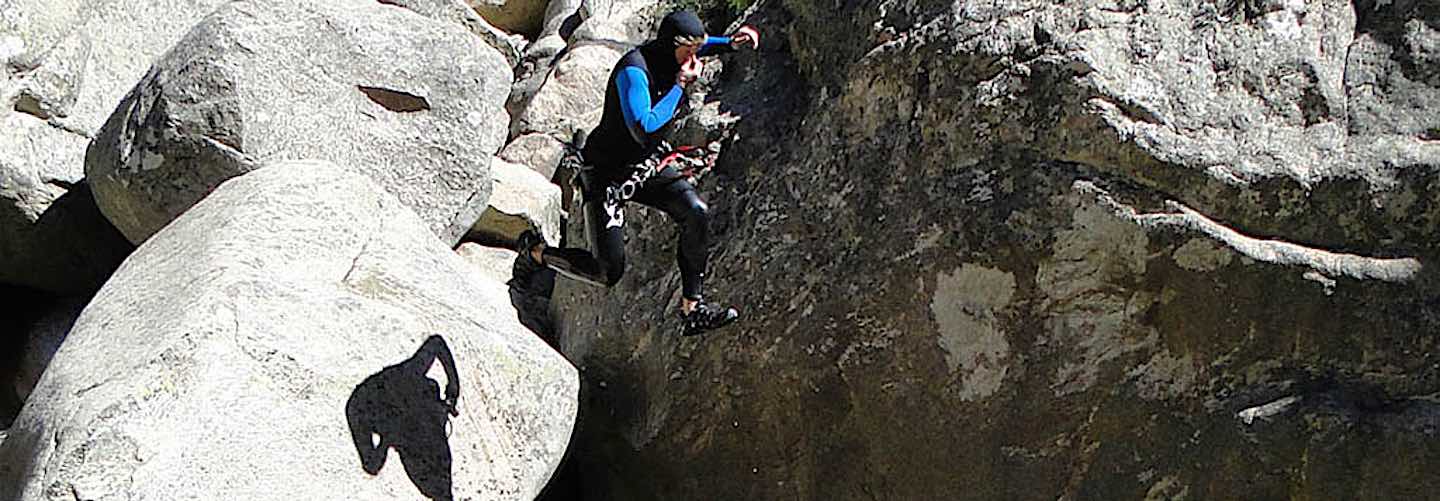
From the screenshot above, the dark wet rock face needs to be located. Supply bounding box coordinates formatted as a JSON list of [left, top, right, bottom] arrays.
[[553, 0, 1440, 499]]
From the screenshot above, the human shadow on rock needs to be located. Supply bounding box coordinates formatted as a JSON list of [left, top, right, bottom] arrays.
[[346, 335, 460, 501]]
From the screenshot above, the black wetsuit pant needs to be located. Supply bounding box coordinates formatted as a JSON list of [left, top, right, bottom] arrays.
[[541, 166, 709, 300]]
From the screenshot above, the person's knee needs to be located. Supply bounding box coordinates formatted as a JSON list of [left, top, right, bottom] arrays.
[[604, 265, 625, 287], [684, 198, 709, 228], [600, 257, 626, 287]]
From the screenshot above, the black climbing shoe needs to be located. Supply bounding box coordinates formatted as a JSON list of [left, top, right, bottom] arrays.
[[515, 229, 544, 266], [681, 301, 739, 337]]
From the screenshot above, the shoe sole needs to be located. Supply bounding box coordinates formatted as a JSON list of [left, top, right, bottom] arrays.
[[682, 314, 739, 337]]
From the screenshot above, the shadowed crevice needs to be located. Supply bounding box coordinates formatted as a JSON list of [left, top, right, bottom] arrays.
[[13, 94, 51, 120], [358, 86, 431, 113]]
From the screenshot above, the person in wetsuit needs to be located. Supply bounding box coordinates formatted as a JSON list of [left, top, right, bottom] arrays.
[[517, 11, 758, 336]]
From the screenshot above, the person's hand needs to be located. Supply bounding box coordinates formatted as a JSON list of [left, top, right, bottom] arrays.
[[730, 25, 759, 50], [678, 55, 702, 87]]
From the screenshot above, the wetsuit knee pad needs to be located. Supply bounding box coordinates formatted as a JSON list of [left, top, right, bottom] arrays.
[[687, 198, 708, 219], [603, 261, 626, 287]]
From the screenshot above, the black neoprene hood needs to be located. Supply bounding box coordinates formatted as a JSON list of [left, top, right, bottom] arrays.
[[640, 11, 707, 77], [656, 10, 707, 45]]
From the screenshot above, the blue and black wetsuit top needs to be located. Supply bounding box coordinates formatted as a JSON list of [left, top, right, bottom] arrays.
[[583, 11, 733, 182]]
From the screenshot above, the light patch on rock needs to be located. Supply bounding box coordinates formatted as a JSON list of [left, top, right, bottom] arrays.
[[139, 149, 164, 171], [499, 133, 565, 179], [1260, 1, 1306, 40], [1302, 270, 1336, 295], [893, 225, 944, 262], [468, 157, 562, 246], [1237, 395, 1302, 424], [0, 35, 23, 61], [1040, 199, 1156, 397], [376, 0, 525, 66], [1144, 474, 1189, 501], [930, 264, 1014, 401], [567, 0, 656, 47], [1203, 165, 1249, 186], [456, 242, 519, 284], [536, 0, 580, 41], [1172, 238, 1232, 272]]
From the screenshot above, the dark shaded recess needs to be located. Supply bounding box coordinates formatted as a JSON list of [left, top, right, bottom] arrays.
[[535, 405, 586, 501], [509, 244, 575, 500], [558, 11, 583, 41], [12, 93, 50, 120], [1297, 67, 1331, 126], [0, 285, 58, 428], [34, 182, 136, 290], [508, 252, 558, 344], [346, 335, 460, 500], [1, 181, 136, 294], [453, 231, 558, 342], [359, 86, 431, 112], [1214, 0, 1268, 23]]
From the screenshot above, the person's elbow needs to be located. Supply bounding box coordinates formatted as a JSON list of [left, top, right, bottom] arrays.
[[636, 116, 667, 134]]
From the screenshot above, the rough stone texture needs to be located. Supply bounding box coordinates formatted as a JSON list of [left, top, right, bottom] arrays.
[[13, 296, 84, 405], [453, 244, 555, 343], [540, 0, 585, 41], [469, 0, 551, 38], [501, 132, 568, 179], [670, 57, 742, 147], [512, 44, 624, 142], [85, 0, 512, 245], [0, 0, 217, 292], [380, 0, 529, 67], [0, 161, 577, 501], [507, 52, 560, 138], [552, 0, 1440, 499], [468, 157, 564, 246], [1, 0, 231, 130], [1346, 0, 1440, 176], [458, 243, 523, 284], [505, 0, 671, 141], [570, 0, 664, 46]]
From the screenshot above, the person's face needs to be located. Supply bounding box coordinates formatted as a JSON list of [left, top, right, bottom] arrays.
[[675, 41, 702, 64]]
